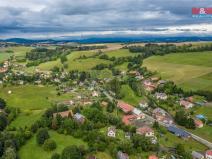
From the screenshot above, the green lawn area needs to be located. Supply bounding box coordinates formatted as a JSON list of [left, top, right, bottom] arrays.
[[115, 62, 129, 71], [105, 49, 136, 58], [8, 110, 43, 129], [158, 131, 207, 152], [19, 131, 87, 159], [25, 50, 111, 72], [0, 52, 13, 62], [143, 52, 212, 91], [0, 85, 74, 128], [120, 85, 143, 106], [90, 69, 112, 79], [95, 152, 112, 159]]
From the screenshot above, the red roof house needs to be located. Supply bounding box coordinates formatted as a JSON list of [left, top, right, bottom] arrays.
[[122, 115, 137, 125], [195, 119, 203, 128], [136, 126, 154, 137], [148, 155, 158, 159], [53, 110, 73, 118], [117, 101, 134, 113], [206, 150, 212, 159]]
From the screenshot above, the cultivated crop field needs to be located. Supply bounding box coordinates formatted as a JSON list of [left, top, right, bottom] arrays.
[[143, 52, 212, 91]]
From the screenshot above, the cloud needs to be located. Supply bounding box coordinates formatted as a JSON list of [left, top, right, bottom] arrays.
[[0, 0, 212, 38]]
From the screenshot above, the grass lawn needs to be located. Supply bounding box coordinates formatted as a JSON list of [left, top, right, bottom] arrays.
[[0, 52, 13, 62], [25, 50, 110, 72], [8, 110, 43, 129], [115, 62, 129, 71], [143, 52, 212, 91], [95, 152, 112, 159], [19, 131, 87, 159], [120, 85, 143, 106], [90, 69, 112, 79], [0, 85, 75, 128], [105, 49, 136, 58], [68, 58, 111, 71], [158, 131, 207, 152]]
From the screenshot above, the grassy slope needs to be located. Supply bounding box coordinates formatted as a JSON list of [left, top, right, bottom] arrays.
[[143, 52, 212, 91], [120, 85, 143, 106], [0, 85, 74, 128], [19, 131, 87, 159], [105, 49, 136, 58]]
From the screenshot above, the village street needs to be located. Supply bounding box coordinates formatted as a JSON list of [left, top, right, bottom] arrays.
[[99, 87, 212, 149]]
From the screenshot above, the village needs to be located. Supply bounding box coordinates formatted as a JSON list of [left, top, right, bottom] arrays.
[[0, 43, 212, 159]]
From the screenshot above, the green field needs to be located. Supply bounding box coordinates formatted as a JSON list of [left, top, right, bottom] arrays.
[[143, 52, 212, 91], [120, 84, 143, 106], [158, 131, 207, 152], [0, 85, 74, 128], [26, 50, 112, 72], [0, 52, 12, 63], [105, 49, 136, 58], [19, 131, 87, 159]]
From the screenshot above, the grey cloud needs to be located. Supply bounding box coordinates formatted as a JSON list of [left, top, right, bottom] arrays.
[[0, 0, 212, 38]]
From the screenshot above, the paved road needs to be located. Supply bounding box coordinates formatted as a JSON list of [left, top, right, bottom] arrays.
[[101, 88, 212, 149]]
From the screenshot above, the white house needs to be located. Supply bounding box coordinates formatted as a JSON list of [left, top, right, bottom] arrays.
[[139, 101, 148, 108], [107, 126, 116, 138], [155, 92, 168, 100], [206, 150, 212, 159]]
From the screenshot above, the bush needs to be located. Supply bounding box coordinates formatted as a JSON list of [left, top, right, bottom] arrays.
[[51, 153, 60, 159], [43, 139, 57, 151], [36, 128, 49, 145]]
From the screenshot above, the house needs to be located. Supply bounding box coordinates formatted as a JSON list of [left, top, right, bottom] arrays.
[[151, 77, 160, 82], [194, 119, 204, 128], [92, 91, 99, 97], [125, 132, 131, 139], [136, 126, 154, 137], [158, 80, 167, 85], [117, 101, 134, 113], [152, 108, 173, 125], [206, 150, 212, 159], [148, 155, 158, 159], [139, 101, 148, 108], [122, 115, 138, 125], [62, 100, 74, 106], [117, 151, 129, 159], [53, 110, 73, 118], [132, 108, 145, 119], [81, 99, 92, 106], [180, 100, 194, 109], [155, 92, 168, 100], [143, 80, 157, 91], [196, 114, 206, 120], [192, 151, 204, 159], [73, 113, 85, 124], [167, 126, 190, 139], [107, 126, 116, 137]]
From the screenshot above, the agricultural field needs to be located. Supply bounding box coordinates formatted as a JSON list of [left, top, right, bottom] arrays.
[[143, 52, 212, 91], [19, 131, 87, 159]]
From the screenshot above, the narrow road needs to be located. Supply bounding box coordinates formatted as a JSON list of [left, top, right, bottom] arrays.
[[100, 88, 212, 149]]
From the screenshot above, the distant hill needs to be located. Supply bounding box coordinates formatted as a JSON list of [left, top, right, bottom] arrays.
[[1, 36, 212, 44]]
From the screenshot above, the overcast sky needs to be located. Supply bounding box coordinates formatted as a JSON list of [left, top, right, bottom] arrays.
[[0, 0, 212, 39]]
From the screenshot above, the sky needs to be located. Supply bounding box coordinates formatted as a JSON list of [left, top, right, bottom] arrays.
[[0, 0, 212, 39]]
